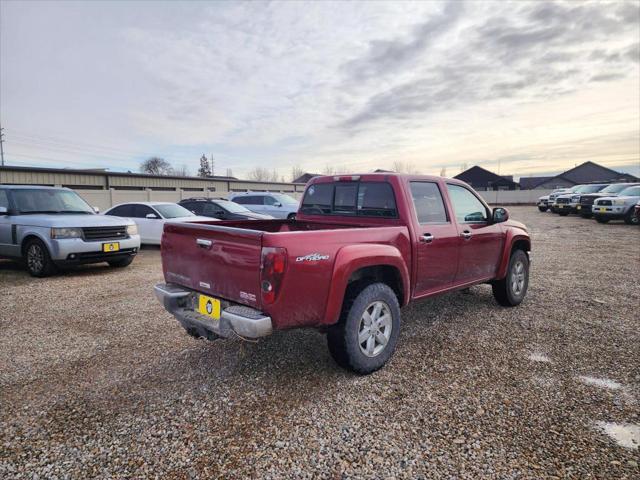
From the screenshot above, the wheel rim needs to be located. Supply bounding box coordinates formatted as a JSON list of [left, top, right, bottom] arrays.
[[27, 244, 44, 273], [358, 301, 392, 358], [510, 260, 526, 296]]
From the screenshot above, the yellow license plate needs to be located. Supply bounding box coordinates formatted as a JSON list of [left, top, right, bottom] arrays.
[[558, 205, 564, 208], [102, 242, 120, 252], [598, 207, 606, 212], [198, 294, 221, 320]]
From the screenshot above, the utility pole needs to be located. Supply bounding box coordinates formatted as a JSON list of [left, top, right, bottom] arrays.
[[0, 123, 5, 166]]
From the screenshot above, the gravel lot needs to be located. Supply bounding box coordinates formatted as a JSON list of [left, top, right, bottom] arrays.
[[1, 207, 639, 479]]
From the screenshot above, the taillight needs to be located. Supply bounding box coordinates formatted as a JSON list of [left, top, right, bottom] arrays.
[[260, 247, 287, 304]]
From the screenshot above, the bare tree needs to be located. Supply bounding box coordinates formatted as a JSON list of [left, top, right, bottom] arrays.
[[248, 167, 280, 182], [439, 167, 447, 177], [173, 164, 190, 176], [291, 164, 304, 182], [140, 157, 172, 175], [391, 160, 420, 174]]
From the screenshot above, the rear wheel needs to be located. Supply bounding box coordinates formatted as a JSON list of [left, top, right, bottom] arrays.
[[594, 215, 609, 224], [624, 208, 638, 225], [24, 239, 57, 277], [327, 282, 400, 374], [108, 256, 134, 268], [492, 249, 529, 307], [287, 213, 296, 220]]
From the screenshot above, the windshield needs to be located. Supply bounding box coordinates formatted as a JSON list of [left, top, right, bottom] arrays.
[[12, 189, 94, 214], [154, 204, 195, 219], [214, 200, 252, 213], [574, 184, 605, 194], [600, 184, 637, 194], [272, 194, 299, 205], [618, 186, 640, 197]]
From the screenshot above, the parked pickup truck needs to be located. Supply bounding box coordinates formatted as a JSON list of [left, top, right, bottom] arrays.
[[155, 174, 531, 374]]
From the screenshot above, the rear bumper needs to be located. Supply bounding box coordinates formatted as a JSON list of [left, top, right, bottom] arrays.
[[154, 283, 272, 340]]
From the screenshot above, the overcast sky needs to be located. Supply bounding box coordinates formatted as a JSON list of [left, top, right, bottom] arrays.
[[1, 0, 639, 180]]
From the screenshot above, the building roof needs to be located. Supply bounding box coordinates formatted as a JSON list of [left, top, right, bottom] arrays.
[[292, 173, 321, 184], [453, 166, 519, 188], [519, 176, 553, 189]]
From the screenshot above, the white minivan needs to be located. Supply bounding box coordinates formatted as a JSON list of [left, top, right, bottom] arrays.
[[228, 192, 299, 219]]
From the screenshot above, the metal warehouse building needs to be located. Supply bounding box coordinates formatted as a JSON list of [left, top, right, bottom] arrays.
[[0, 165, 306, 211]]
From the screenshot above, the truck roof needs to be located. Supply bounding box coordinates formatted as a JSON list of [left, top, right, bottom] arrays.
[[307, 172, 468, 185]]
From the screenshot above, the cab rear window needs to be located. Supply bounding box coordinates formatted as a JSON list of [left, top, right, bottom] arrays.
[[300, 182, 397, 218]]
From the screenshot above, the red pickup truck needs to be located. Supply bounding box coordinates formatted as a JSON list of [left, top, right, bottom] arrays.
[[154, 174, 530, 373]]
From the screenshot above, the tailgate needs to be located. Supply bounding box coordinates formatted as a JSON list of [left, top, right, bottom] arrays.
[[161, 222, 263, 309]]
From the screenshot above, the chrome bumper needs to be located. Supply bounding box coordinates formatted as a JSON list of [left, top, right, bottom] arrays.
[[154, 283, 272, 340]]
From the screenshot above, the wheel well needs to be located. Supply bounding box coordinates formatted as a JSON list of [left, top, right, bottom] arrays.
[[512, 239, 530, 256], [345, 265, 404, 306], [21, 235, 43, 255]]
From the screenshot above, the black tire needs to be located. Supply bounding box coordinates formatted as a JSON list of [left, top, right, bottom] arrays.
[[594, 215, 609, 224], [287, 213, 296, 220], [108, 256, 134, 268], [624, 208, 639, 225], [327, 282, 401, 374], [24, 238, 57, 277], [538, 206, 547, 212], [580, 213, 591, 218], [492, 249, 529, 307], [558, 212, 569, 216]]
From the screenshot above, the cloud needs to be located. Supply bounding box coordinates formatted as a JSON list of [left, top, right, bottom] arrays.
[[341, 1, 639, 128]]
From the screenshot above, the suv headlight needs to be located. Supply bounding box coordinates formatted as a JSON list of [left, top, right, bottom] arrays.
[[613, 199, 626, 206], [126, 224, 138, 235], [51, 227, 83, 239]]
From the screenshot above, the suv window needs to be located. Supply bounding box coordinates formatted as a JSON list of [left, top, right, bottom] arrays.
[[300, 182, 397, 217], [446, 184, 488, 223], [263, 196, 277, 206], [234, 195, 263, 205], [410, 182, 448, 224], [202, 203, 224, 216], [107, 204, 135, 217]]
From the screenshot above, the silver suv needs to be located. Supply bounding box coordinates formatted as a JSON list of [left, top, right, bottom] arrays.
[[0, 186, 140, 276], [592, 184, 640, 225]]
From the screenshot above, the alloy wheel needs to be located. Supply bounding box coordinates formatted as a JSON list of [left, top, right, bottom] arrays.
[[358, 301, 392, 357]]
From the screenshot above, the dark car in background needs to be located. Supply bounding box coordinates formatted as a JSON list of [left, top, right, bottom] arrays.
[[578, 183, 640, 218], [178, 198, 273, 221]]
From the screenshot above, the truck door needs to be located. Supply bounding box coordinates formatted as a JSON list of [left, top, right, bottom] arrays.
[[445, 184, 503, 283], [409, 181, 459, 296]]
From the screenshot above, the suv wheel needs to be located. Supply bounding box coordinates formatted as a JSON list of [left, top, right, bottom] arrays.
[[624, 208, 639, 225], [287, 213, 296, 220], [537, 206, 547, 212], [594, 215, 609, 224], [492, 249, 529, 307], [327, 282, 401, 374], [24, 238, 57, 277], [108, 256, 134, 268]]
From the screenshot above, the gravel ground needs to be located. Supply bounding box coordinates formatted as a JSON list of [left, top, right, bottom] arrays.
[[1, 207, 639, 479]]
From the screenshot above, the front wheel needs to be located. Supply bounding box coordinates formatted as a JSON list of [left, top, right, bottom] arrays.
[[108, 256, 134, 268], [327, 283, 401, 374], [492, 249, 529, 307], [538, 206, 547, 212], [594, 215, 609, 224], [287, 213, 296, 220], [24, 239, 57, 277], [624, 208, 639, 225]]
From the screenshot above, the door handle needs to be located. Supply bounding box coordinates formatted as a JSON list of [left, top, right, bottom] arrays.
[[461, 230, 472, 240], [421, 233, 434, 243], [196, 238, 213, 249]]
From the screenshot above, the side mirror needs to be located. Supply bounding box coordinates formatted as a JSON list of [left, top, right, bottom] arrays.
[[0, 206, 8, 215], [492, 207, 509, 223], [93, 206, 100, 214], [146, 213, 159, 219], [274, 202, 282, 207]]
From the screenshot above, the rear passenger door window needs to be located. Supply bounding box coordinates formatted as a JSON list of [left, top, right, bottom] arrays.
[[133, 205, 157, 219], [410, 182, 448, 224], [446, 184, 488, 223], [107, 204, 135, 217]]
